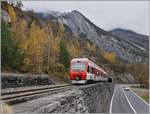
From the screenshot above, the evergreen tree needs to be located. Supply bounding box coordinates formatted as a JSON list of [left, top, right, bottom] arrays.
[[1, 22, 24, 71], [59, 40, 70, 69]]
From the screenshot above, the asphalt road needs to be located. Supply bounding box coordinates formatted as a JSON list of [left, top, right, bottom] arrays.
[[110, 85, 149, 113], [125, 89, 149, 113]]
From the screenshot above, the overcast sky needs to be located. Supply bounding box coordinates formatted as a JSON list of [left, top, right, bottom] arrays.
[[22, 1, 149, 35]]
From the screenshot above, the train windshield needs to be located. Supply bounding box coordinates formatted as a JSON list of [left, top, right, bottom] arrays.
[[72, 63, 86, 71]]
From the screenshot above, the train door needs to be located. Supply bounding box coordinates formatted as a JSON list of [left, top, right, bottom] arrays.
[[86, 64, 95, 80]]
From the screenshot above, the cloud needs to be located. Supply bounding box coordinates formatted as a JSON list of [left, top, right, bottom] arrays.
[[22, 1, 149, 35]]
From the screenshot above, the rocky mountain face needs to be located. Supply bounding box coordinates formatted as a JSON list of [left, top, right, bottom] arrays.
[[110, 28, 149, 51], [36, 10, 149, 63]]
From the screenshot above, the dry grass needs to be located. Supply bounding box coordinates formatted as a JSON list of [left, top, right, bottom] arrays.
[[0, 102, 13, 114]]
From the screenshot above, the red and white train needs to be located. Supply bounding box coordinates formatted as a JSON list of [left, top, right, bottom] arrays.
[[70, 58, 112, 84]]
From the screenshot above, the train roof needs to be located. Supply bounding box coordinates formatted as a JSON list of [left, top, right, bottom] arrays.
[[71, 58, 89, 62]]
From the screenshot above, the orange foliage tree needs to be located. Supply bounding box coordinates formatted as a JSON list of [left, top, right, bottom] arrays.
[[7, 4, 16, 23], [21, 22, 47, 73], [11, 18, 28, 42], [44, 21, 65, 72], [67, 39, 81, 58], [85, 42, 96, 55], [103, 51, 116, 64]]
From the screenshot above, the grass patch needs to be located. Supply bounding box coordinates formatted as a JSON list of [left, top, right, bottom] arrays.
[[141, 95, 149, 103], [131, 87, 149, 103]]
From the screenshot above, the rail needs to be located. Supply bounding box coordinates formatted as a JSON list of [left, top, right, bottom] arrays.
[[1, 84, 71, 104]]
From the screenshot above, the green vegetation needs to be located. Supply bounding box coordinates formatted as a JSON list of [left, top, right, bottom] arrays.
[[1, 22, 24, 71], [59, 40, 70, 69], [141, 95, 149, 103], [131, 87, 149, 103]]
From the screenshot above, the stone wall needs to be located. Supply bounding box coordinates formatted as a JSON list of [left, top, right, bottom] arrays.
[[79, 82, 114, 113], [1, 73, 54, 89], [12, 90, 88, 113], [11, 83, 114, 113]]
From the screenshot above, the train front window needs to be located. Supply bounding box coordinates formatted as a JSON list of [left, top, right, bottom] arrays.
[[72, 63, 86, 71]]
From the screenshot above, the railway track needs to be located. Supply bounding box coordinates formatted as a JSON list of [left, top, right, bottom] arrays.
[[1, 84, 71, 104]]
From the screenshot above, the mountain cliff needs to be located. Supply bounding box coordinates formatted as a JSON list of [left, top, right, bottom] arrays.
[[110, 28, 149, 50], [36, 10, 149, 63]]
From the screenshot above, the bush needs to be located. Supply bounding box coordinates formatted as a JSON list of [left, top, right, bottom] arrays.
[[109, 63, 149, 88], [55, 63, 65, 72], [48, 70, 70, 83], [132, 64, 149, 88]]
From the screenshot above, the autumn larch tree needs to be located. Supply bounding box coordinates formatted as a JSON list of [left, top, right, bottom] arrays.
[[21, 21, 47, 73]]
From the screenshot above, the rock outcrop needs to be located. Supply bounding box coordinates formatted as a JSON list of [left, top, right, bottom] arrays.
[[112, 73, 137, 84], [110, 28, 149, 51]]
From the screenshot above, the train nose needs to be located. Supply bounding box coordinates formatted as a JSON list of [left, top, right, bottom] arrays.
[[70, 72, 86, 80]]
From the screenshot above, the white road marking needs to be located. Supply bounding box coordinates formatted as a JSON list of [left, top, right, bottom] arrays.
[[130, 89, 149, 106], [109, 85, 116, 114], [122, 86, 137, 114]]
